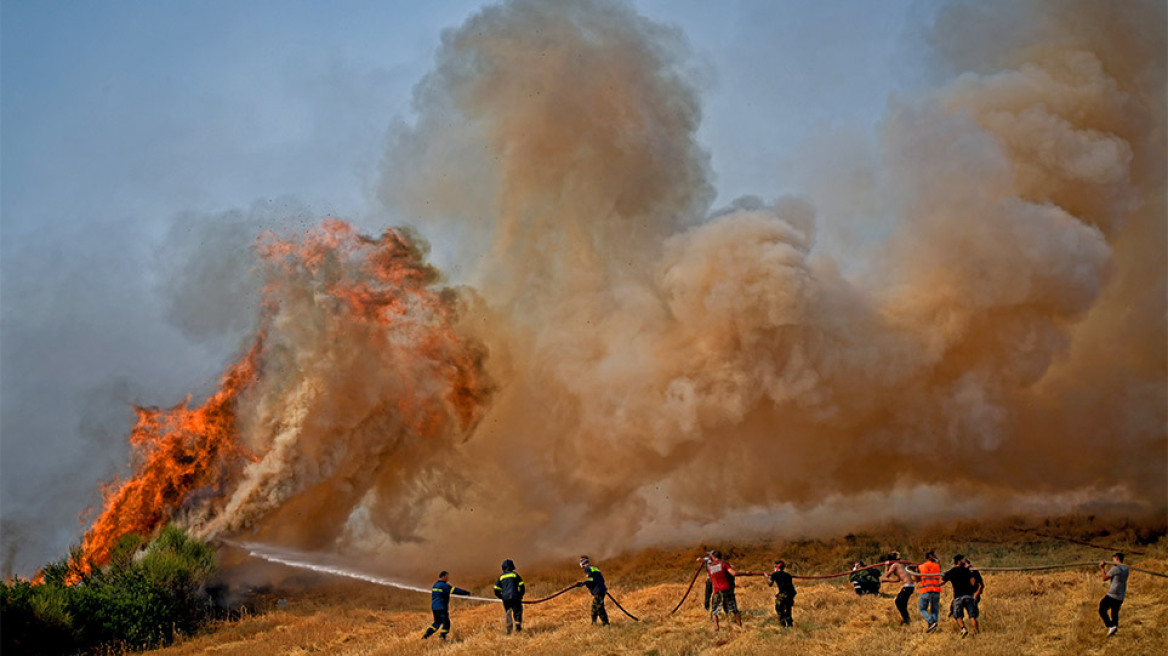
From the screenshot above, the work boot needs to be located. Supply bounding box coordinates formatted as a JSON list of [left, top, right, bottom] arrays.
[[422, 628, 434, 639], [515, 623, 522, 633]]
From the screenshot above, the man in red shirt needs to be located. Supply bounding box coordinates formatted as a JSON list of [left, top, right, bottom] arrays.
[[699, 551, 742, 631]]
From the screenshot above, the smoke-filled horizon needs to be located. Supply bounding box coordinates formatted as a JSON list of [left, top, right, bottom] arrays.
[[3, 0, 1164, 578]]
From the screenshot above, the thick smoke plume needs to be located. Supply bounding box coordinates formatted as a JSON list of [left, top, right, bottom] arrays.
[[75, 0, 1164, 577], [373, 0, 1165, 564]]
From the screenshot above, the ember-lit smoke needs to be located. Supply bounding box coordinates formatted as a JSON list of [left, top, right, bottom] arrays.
[[78, 0, 1164, 575], [76, 221, 493, 571]]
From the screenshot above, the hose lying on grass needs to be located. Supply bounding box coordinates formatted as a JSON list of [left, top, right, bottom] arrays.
[[522, 583, 640, 620]]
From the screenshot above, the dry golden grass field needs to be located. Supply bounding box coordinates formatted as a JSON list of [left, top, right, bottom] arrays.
[[150, 516, 1167, 656]]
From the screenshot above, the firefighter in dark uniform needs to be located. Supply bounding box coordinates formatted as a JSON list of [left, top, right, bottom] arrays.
[[494, 559, 526, 634], [576, 555, 609, 625], [422, 571, 471, 640]]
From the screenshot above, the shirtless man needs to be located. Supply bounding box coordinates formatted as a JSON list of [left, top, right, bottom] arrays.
[[880, 551, 914, 625]]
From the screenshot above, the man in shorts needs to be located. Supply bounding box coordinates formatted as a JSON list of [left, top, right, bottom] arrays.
[[700, 550, 742, 631], [880, 551, 914, 625], [958, 558, 985, 625], [942, 554, 979, 637]]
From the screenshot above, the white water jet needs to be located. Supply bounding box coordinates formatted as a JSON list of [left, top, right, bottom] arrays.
[[233, 541, 501, 603]]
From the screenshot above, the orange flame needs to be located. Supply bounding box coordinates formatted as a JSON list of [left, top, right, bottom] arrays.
[[70, 337, 262, 580], [71, 219, 492, 579]]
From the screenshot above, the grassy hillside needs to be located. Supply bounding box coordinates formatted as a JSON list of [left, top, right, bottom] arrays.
[[150, 516, 1167, 655]]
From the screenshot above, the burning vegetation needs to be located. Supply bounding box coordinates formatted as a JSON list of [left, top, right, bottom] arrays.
[[73, 220, 493, 575]]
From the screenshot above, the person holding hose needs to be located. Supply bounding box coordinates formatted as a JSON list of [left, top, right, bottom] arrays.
[[881, 551, 914, 625], [849, 560, 882, 595], [494, 559, 525, 634], [422, 571, 471, 641], [1098, 552, 1129, 637], [914, 551, 943, 633], [942, 554, 979, 637], [700, 550, 746, 631], [767, 560, 797, 628], [576, 556, 609, 626]]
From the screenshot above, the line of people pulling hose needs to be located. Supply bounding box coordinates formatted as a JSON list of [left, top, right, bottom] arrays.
[[422, 548, 1133, 640]]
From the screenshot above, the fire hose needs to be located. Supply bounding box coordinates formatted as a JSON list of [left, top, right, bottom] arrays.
[[521, 583, 580, 605], [972, 561, 1107, 573], [1013, 527, 1148, 556], [522, 583, 641, 621], [668, 563, 705, 615], [972, 561, 1167, 578], [606, 592, 641, 621], [789, 559, 913, 580], [779, 559, 1166, 580], [899, 560, 1168, 578]]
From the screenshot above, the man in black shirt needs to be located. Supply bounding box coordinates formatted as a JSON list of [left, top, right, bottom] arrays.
[[942, 554, 979, 637], [767, 560, 797, 628], [967, 559, 985, 603]]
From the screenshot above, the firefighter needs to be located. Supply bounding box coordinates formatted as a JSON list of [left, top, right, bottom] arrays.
[[849, 560, 882, 595], [422, 571, 471, 640], [493, 559, 526, 634], [575, 556, 609, 625]]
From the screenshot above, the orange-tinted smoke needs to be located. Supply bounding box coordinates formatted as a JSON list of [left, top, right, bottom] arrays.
[[366, 0, 1164, 571]]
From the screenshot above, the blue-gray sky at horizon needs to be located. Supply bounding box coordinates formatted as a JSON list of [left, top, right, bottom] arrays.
[[2, 0, 926, 575]]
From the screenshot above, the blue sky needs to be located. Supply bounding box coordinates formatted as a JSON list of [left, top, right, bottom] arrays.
[[1, 0, 923, 574]]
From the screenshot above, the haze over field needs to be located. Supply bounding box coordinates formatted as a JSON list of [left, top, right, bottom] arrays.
[[2, 0, 1164, 578]]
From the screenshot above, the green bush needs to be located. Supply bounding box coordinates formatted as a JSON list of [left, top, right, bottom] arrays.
[[0, 525, 218, 654], [1, 578, 82, 655]]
